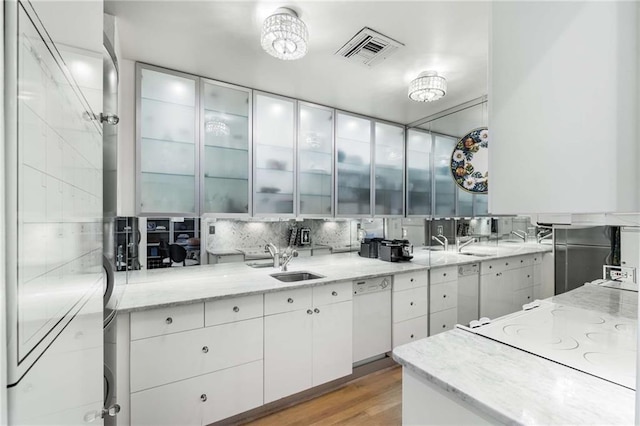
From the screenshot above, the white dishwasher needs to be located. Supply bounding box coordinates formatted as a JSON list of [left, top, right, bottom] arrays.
[[352, 276, 392, 364]]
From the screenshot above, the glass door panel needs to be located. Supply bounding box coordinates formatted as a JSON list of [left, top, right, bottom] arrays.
[[298, 103, 333, 216], [254, 93, 295, 215], [406, 129, 432, 216], [434, 134, 457, 217], [374, 122, 404, 216], [139, 66, 197, 214], [336, 113, 371, 216], [458, 189, 474, 217], [202, 80, 251, 214]]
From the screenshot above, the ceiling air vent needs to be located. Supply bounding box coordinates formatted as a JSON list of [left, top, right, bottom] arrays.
[[335, 27, 404, 67]]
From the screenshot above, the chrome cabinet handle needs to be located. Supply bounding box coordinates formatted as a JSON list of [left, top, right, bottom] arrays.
[[307, 309, 313, 315], [233, 306, 239, 312], [287, 298, 294, 303], [200, 394, 207, 402], [165, 317, 173, 325], [202, 346, 209, 354], [332, 291, 338, 296], [314, 308, 320, 313]]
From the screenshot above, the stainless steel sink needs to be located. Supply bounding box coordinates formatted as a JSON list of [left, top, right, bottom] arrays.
[[270, 271, 325, 282]]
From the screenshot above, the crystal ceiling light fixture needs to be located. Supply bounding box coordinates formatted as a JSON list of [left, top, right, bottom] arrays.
[[261, 7, 309, 60], [408, 71, 447, 102], [205, 120, 230, 136]]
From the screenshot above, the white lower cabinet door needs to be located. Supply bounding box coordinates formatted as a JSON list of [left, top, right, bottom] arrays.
[[131, 377, 204, 426], [312, 300, 353, 387], [264, 309, 313, 403], [513, 286, 534, 310], [392, 316, 428, 348], [201, 360, 264, 424], [429, 307, 458, 336], [480, 272, 512, 320]]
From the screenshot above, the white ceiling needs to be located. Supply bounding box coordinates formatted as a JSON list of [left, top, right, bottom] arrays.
[[105, 1, 489, 125]]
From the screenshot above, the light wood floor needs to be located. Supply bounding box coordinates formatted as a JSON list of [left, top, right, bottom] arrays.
[[243, 366, 402, 426]]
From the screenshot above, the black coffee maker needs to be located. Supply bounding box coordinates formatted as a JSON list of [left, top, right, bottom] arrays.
[[378, 239, 413, 262], [359, 238, 383, 258]]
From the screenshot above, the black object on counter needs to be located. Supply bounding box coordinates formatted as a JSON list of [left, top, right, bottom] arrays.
[[378, 239, 413, 262], [359, 238, 384, 258]]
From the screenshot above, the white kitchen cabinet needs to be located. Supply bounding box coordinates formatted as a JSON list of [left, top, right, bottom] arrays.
[[429, 266, 462, 336], [264, 282, 353, 403], [130, 303, 204, 340], [489, 2, 638, 215], [374, 122, 405, 216], [336, 112, 372, 216], [392, 316, 428, 348], [392, 287, 428, 323], [298, 102, 334, 217], [480, 270, 512, 320], [312, 301, 353, 386], [253, 92, 296, 216], [429, 307, 457, 335], [406, 128, 432, 216], [392, 272, 429, 346]]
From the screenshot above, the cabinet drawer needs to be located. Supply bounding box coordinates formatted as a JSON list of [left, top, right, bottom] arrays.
[[392, 316, 428, 348], [130, 317, 263, 392], [131, 360, 263, 426], [429, 281, 458, 313], [430, 266, 457, 285], [514, 286, 534, 310], [393, 271, 427, 292], [429, 307, 458, 336], [532, 254, 542, 265], [264, 287, 312, 315], [481, 258, 508, 275], [313, 281, 352, 306], [130, 303, 204, 341], [392, 287, 428, 323], [205, 294, 263, 327], [533, 263, 542, 285], [513, 255, 533, 268]]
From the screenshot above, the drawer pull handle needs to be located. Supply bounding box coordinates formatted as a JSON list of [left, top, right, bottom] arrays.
[[489, 265, 492, 269], [410, 334, 414, 338], [443, 273, 447, 277], [443, 294, 447, 298], [200, 394, 207, 402], [202, 346, 209, 354], [410, 278, 414, 282], [332, 291, 338, 296], [410, 301, 414, 306], [521, 260, 523, 263], [527, 275, 530, 278], [233, 306, 240, 313], [165, 317, 173, 325], [287, 298, 294, 303], [314, 308, 320, 314], [506, 262, 509, 266], [307, 309, 313, 315], [442, 324, 446, 328]]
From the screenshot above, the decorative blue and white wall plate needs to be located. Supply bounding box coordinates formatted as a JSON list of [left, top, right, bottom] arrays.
[[450, 127, 489, 194]]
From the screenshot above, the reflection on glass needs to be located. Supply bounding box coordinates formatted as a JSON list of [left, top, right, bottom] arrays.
[[474, 194, 489, 216], [254, 94, 294, 215], [434, 135, 457, 217], [298, 104, 333, 216], [406, 129, 432, 216], [458, 190, 473, 217], [336, 113, 371, 215], [374, 123, 404, 216], [202, 81, 250, 214], [140, 68, 196, 213]]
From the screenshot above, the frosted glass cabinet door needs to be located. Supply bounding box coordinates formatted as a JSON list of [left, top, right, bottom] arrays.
[[253, 93, 295, 215], [298, 103, 333, 216], [336, 113, 372, 216], [374, 122, 404, 216], [202, 80, 251, 214], [406, 129, 432, 216], [434, 135, 457, 217], [138, 65, 198, 214]]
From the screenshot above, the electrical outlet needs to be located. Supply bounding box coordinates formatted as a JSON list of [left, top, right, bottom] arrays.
[[437, 225, 444, 236], [209, 225, 215, 235]]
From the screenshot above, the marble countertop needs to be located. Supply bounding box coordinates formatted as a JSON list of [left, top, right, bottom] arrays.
[[393, 285, 636, 425], [116, 242, 551, 313]]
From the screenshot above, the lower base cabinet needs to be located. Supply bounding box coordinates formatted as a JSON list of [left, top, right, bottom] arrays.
[[131, 360, 263, 426], [392, 316, 428, 348]]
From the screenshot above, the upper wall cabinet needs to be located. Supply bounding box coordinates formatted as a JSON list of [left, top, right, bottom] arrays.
[[374, 123, 405, 216], [433, 134, 457, 217], [137, 65, 198, 215], [406, 129, 432, 216], [201, 79, 251, 215], [336, 113, 372, 216], [253, 92, 296, 216], [298, 102, 334, 217], [490, 2, 638, 215]]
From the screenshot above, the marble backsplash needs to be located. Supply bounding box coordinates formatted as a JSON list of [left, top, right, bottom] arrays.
[[203, 218, 362, 252]]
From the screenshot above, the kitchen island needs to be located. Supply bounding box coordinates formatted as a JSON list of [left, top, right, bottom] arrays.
[[392, 284, 637, 425]]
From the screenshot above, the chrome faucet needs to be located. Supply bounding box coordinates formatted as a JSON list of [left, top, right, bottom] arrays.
[[432, 234, 449, 252], [280, 248, 299, 271], [511, 230, 527, 242], [264, 243, 280, 268], [537, 230, 553, 243], [456, 237, 477, 252]]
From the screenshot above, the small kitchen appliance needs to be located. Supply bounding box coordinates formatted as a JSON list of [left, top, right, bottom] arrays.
[[359, 238, 383, 258], [379, 239, 413, 262]]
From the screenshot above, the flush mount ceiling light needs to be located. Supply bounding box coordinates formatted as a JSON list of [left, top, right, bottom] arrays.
[[408, 71, 447, 102], [205, 120, 230, 136], [261, 7, 308, 61]]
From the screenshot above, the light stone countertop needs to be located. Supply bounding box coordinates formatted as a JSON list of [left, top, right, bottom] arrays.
[[392, 285, 636, 425], [117, 243, 551, 313]]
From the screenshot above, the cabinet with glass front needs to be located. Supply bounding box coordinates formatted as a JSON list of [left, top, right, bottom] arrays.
[[201, 79, 251, 215], [137, 64, 198, 215]]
